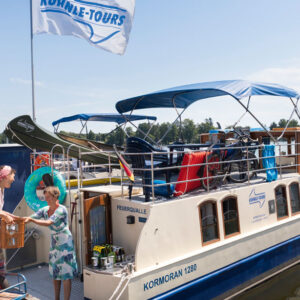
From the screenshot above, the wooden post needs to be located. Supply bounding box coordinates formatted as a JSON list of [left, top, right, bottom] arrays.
[[287, 137, 292, 155]]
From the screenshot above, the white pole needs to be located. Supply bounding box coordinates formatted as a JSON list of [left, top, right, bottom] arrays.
[[29, 0, 36, 122]]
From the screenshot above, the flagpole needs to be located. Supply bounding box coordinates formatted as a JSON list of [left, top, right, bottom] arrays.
[[30, 0, 36, 122]]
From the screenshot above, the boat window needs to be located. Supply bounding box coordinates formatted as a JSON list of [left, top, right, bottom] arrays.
[[289, 182, 300, 214], [199, 201, 219, 244], [83, 193, 112, 265], [90, 205, 107, 248], [222, 197, 239, 237], [275, 185, 288, 219]]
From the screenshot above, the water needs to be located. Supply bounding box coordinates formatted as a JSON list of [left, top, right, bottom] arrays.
[[235, 264, 300, 300]]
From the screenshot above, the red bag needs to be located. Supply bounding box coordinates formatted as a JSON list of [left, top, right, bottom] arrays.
[[174, 152, 208, 196]]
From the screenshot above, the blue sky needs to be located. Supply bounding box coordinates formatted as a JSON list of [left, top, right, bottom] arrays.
[[2, 0, 300, 134]]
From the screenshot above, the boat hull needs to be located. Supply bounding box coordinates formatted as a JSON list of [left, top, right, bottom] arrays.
[[84, 191, 300, 299], [152, 234, 300, 299], [84, 232, 300, 300]]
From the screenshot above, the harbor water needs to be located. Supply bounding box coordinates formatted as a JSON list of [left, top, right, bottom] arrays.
[[236, 263, 300, 300]]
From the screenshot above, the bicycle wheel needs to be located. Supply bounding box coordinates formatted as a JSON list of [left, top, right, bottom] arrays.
[[200, 153, 222, 190], [227, 152, 258, 183]]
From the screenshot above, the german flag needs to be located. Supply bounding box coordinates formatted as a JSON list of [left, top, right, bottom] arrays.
[[113, 145, 134, 182]]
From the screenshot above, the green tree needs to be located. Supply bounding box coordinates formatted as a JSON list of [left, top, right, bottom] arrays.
[[135, 123, 151, 138], [158, 122, 175, 144], [269, 122, 277, 129], [168, 123, 179, 143], [197, 118, 215, 134], [134, 123, 160, 144], [288, 119, 299, 127], [182, 119, 197, 143], [95, 133, 103, 142], [278, 119, 288, 128], [0, 133, 5, 143], [125, 127, 134, 137], [148, 124, 160, 142], [106, 127, 126, 146], [276, 118, 299, 128], [87, 130, 95, 140]]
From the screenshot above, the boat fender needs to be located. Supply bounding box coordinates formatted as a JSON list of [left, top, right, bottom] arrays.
[[34, 154, 50, 170], [24, 166, 66, 212]]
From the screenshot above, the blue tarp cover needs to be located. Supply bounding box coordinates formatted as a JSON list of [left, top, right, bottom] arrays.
[[262, 144, 278, 182], [52, 113, 157, 126], [115, 80, 300, 113]]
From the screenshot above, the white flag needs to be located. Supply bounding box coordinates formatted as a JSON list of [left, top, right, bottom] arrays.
[[32, 0, 136, 55]]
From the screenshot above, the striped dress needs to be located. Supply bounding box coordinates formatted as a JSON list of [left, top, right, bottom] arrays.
[[31, 205, 78, 280]]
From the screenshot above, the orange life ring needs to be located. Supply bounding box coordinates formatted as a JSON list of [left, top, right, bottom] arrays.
[[34, 154, 50, 171]]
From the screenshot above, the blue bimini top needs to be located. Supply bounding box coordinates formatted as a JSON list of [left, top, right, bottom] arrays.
[[115, 80, 300, 113], [52, 113, 157, 127]]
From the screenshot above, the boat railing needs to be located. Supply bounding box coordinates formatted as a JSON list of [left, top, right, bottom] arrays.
[[30, 151, 52, 173], [30, 145, 121, 186], [120, 141, 300, 200], [29, 140, 300, 201]]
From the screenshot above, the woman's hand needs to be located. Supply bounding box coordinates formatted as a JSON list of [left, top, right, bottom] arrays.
[[12, 216, 25, 221], [3, 215, 14, 224], [24, 217, 32, 224]]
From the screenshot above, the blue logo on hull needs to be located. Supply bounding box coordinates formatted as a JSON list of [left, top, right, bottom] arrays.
[[249, 188, 266, 208]]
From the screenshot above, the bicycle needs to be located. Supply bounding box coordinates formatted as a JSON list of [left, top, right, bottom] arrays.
[[199, 128, 259, 190]]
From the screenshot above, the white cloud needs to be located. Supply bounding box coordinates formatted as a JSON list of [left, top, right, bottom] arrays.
[[246, 67, 300, 92], [9, 77, 45, 87], [38, 101, 99, 115]]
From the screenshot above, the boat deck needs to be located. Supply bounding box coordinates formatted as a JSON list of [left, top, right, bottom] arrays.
[[126, 172, 300, 203], [6, 265, 83, 300]]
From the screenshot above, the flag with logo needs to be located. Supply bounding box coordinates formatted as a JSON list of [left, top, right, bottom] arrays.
[[32, 0, 136, 55], [113, 145, 134, 182]]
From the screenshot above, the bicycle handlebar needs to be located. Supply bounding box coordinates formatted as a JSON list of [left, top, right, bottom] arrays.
[[223, 127, 257, 143]]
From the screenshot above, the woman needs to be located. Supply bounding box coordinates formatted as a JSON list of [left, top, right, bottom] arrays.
[[0, 165, 19, 289], [25, 186, 77, 300], [0, 165, 16, 224]]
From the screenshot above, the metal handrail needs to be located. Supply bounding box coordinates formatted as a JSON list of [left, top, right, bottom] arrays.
[[121, 141, 300, 199]]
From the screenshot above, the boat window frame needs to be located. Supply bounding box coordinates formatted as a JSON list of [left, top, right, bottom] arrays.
[[221, 196, 240, 239], [199, 200, 220, 246], [274, 184, 289, 220], [288, 181, 300, 216]]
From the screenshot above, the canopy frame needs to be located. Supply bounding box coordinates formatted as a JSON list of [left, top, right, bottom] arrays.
[[231, 96, 251, 129], [157, 94, 187, 144], [277, 97, 300, 141], [115, 80, 300, 145], [53, 113, 157, 141], [121, 112, 158, 145], [235, 98, 276, 143]]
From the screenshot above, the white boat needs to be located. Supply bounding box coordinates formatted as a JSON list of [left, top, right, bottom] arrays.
[[82, 80, 300, 299], [83, 173, 300, 299], [7, 80, 300, 299]]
